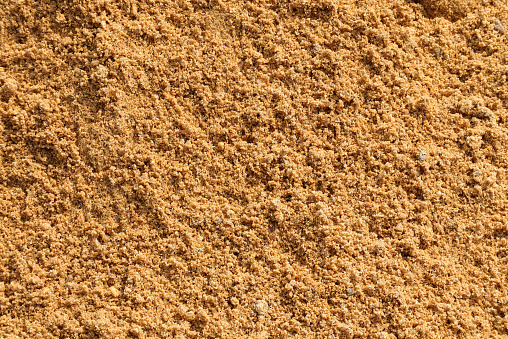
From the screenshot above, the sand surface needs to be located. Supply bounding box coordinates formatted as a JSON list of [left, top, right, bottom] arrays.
[[1, 0, 507, 338]]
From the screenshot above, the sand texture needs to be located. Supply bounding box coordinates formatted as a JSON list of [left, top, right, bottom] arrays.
[[1, 0, 508, 338]]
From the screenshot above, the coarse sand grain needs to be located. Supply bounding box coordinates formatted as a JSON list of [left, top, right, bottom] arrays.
[[0, 0, 508, 338]]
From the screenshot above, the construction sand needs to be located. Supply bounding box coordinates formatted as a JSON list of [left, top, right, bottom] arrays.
[[0, 0, 507, 337]]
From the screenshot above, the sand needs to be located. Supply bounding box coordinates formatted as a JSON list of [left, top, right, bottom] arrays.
[[0, 0, 507, 337]]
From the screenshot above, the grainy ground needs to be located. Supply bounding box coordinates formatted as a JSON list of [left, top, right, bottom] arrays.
[[0, 0, 507, 338]]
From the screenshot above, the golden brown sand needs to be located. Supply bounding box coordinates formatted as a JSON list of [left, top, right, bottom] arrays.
[[0, 0, 507, 337]]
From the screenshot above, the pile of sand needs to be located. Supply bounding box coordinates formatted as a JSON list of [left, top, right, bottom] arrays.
[[0, 0, 507, 337]]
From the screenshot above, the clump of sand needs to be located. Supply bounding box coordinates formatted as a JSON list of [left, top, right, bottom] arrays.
[[418, 0, 471, 21]]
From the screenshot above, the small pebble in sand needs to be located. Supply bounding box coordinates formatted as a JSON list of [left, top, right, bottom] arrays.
[[494, 23, 505, 33], [39, 101, 51, 112], [274, 211, 284, 224], [346, 287, 354, 296], [419, 150, 427, 161], [394, 223, 405, 233], [254, 299, 269, 314]]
